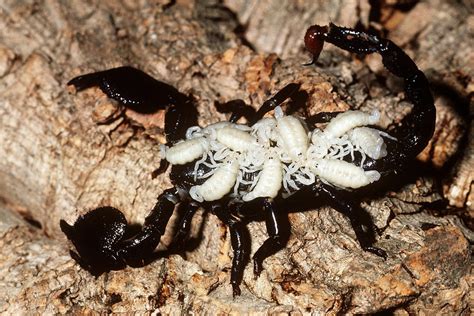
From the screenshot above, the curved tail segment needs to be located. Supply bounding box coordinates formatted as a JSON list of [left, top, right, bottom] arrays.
[[304, 24, 436, 173]]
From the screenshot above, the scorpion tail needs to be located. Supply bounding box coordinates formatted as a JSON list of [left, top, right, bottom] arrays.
[[304, 24, 436, 172]]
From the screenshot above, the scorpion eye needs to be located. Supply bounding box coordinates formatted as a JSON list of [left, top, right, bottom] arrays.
[[304, 25, 328, 61]]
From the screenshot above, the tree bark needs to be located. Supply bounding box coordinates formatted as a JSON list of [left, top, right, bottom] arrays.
[[0, 0, 471, 314]]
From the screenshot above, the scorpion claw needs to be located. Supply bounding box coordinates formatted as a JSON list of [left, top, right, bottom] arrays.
[[60, 207, 128, 275], [67, 71, 103, 91], [68, 66, 188, 114]]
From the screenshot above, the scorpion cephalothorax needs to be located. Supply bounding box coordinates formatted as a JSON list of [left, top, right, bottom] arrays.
[[61, 24, 435, 296]]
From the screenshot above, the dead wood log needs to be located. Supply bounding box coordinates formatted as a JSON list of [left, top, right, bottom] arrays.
[[0, 1, 471, 314]]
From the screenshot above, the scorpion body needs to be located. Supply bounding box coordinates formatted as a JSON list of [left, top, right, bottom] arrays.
[[61, 24, 435, 296], [165, 106, 389, 203]]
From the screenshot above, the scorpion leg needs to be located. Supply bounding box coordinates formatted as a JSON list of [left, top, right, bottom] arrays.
[[248, 83, 301, 125], [253, 198, 290, 277], [168, 201, 200, 251], [318, 184, 387, 258], [151, 160, 170, 179], [285, 89, 310, 117], [61, 188, 180, 274], [215, 99, 256, 123], [164, 101, 198, 144], [212, 204, 250, 297], [305, 24, 435, 173], [216, 83, 302, 125], [306, 111, 343, 126]]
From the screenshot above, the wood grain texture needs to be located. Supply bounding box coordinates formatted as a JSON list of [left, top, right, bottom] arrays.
[[0, 0, 471, 314]]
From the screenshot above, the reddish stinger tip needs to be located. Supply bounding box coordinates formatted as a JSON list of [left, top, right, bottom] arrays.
[[304, 25, 328, 63]]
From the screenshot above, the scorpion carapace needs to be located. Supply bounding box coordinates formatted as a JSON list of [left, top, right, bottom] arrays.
[[61, 24, 435, 296]]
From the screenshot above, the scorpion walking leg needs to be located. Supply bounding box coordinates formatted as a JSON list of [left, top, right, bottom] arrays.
[[216, 83, 302, 125], [253, 198, 290, 277], [165, 101, 198, 144], [213, 204, 250, 297], [319, 184, 387, 258], [168, 201, 200, 251], [248, 83, 301, 125], [306, 111, 343, 126], [151, 160, 170, 179], [215, 99, 256, 123]]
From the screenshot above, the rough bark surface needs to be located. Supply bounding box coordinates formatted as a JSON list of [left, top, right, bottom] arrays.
[[0, 0, 472, 314]]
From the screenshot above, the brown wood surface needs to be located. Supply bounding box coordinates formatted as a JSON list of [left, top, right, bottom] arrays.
[[0, 0, 472, 314]]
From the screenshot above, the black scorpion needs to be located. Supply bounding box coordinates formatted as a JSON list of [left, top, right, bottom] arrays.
[[60, 24, 435, 296]]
